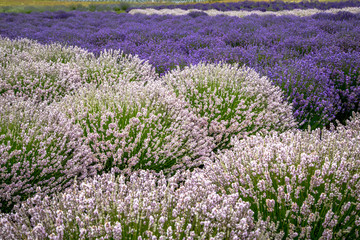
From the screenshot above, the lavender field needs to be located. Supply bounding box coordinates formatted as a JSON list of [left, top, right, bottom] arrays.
[[0, 1, 360, 239], [127, 0, 360, 12]]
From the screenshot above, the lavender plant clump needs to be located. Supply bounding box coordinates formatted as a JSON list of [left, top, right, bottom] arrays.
[[162, 62, 297, 150], [53, 81, 214, 176], [0, 93, 97, 213], [1, 10, 359, 129], [0, 37, 157, 103], [204, 112, 360, 239]]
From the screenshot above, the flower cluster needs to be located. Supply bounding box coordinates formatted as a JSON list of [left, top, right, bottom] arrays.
[[75, 48, 158, 85], [0, 38, 88, 103], [0, 37, 157, 103], [53, 81, 214, 176], [162, 62, 296, 150], [0, 169, 262, 239], [203, 112, 360, 239], [0, 93, 96, 213]]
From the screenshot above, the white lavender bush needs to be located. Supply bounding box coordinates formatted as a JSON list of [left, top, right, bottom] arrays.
[[54, 81, 214, 176], [0, 37, 157, 103], [162, 62, 297, 150], [203, 112, 360, 239], [80, 49, 158, 85], [0, 169, 263, 239], [0, 37, 90, 64], [0, 40, 84, 102], [0, 93, 97, 213]]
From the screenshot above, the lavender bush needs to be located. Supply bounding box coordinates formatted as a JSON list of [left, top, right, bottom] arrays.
[[0, 38, 88, 102], [78, 48, 158, 85], [203, 112, 360, 239], [0, 93, 96, 213], [162, 62, 297, 150], [53, 82, 214, 176], [1, 11, 359, 129], [0, 37, 157, 103], [0, 169, 263, 239]]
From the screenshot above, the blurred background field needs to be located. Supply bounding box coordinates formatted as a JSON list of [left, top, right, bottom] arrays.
[[0, 0, 348, 7], [0, 0, 353, 13], [0, 0, 136, 13]]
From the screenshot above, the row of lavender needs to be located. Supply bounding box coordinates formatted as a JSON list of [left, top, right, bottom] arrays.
[[1, 10, 359, 129], [127, 0, 360, 12], [128, 6, 360, 17], [1, 37, 359, 240]]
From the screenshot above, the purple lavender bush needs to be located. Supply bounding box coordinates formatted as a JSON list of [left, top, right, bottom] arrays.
[[1, 11, 359, 129], [0, 169, 263, 239], [204, 112, 360, 239], [187, 10, 208, 18], [162, 62, 297, 150], [53, 81, 214, 176], [0, 93, 97, 213], [0, 38, 157, 103]]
